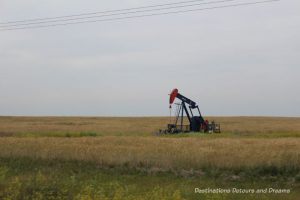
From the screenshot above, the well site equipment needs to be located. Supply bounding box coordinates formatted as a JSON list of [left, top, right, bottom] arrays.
[[160, 88, 220, 134]]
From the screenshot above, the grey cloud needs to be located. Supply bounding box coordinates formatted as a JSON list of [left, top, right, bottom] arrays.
[[0, 0, 299, 116]]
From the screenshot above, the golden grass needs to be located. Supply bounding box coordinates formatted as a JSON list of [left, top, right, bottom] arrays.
[[0, 136, 299, 171], [0, 116, 299, 174], [0, 116, 299, 136]]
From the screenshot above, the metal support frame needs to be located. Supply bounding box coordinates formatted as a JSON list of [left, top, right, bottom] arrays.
[[173, 101, 201, 132], [181, 103, 183, 131], [166, 89, 221, 134]]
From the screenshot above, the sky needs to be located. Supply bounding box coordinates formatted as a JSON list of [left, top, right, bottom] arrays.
[[0, 0, 299, 117]]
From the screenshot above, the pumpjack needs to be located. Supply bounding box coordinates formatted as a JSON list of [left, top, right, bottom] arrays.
[[161, 88, 220, 134]]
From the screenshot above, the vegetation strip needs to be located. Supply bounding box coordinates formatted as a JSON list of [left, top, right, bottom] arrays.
[[0, 137, 299, 176]]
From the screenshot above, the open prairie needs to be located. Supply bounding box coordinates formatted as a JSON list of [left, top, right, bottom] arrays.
[[0, 116, 300, 137], [0, 116, 300, 200]]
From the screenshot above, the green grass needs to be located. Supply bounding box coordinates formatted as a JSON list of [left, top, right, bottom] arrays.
[[1, 157, 299, 200]]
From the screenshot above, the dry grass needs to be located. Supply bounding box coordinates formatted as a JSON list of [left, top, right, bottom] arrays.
[[0, 117, 166, 136], [0, 116, 299, 176], [0, 136, 299, 172], [1, 117, 300, 199], [0, 116, 299, 136]]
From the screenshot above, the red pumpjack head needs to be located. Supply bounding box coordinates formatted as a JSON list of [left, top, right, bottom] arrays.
[[169, 88, 178, 108]]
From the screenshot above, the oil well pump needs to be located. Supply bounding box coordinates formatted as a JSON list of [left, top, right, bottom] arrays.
[[161, 88, 220, 134]]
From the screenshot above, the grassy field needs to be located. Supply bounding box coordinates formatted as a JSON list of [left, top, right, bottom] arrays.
[[0, 116, 300, 199], [1, 116, 300, 137]]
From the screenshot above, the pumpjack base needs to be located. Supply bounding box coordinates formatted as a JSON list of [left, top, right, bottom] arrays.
[[156, 122, 221, 135]]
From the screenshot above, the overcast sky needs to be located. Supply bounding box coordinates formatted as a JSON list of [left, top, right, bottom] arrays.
[[0, 0, 299, 117]]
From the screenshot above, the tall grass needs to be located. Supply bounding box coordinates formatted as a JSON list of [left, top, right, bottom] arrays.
[[2, 157, 296, 200], [0, 137, 299, 175], [0, 117, 299, 199]]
